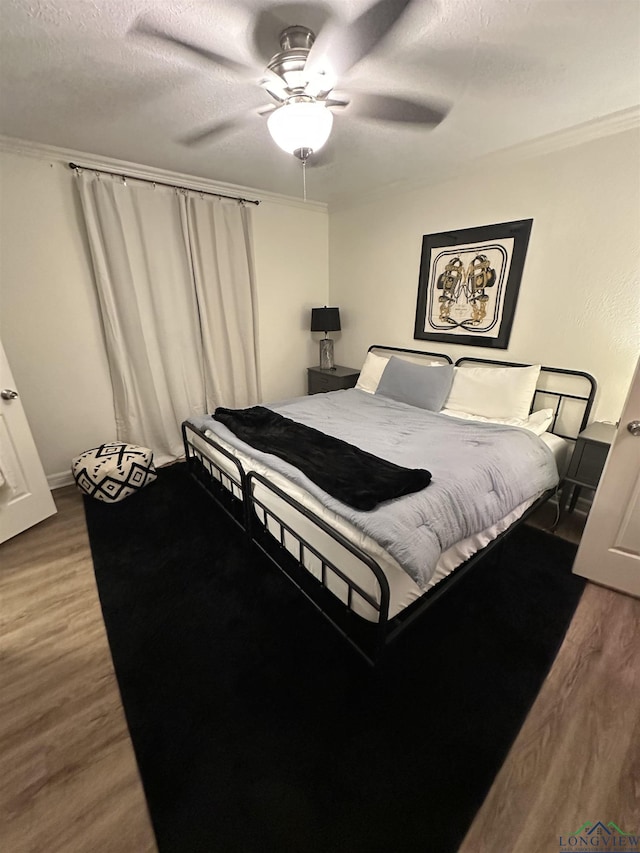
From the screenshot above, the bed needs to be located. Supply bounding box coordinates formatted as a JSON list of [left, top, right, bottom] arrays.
[[182, 346, 596, 664]]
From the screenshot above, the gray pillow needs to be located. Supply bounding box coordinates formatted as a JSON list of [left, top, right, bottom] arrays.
[[376, 357, 454, 411]]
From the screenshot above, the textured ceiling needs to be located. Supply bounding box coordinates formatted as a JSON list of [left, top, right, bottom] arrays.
[[1, 0, 639, 204]]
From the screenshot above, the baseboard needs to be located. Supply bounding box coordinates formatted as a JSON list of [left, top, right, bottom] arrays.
[[48, 471, 74, 490]]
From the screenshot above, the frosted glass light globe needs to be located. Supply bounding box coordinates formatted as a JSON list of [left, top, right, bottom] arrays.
[[267, 100, 333, 155]]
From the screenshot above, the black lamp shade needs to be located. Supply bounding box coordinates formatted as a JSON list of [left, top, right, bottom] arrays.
[[310, 306, 341, 333]]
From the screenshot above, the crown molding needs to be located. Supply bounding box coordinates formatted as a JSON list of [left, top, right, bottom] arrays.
[[329, 105, 640, 212], [479, 104, 640, 166], [0, 135, 328, 214]]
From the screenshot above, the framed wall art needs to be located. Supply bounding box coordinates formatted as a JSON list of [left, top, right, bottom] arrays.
[[413, 219, 533, 349]]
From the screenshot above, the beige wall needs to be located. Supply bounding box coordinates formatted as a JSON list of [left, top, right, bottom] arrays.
[[0, 150, 328, 481], [252, 200, 328, 402], [328, 128, 640, 422]]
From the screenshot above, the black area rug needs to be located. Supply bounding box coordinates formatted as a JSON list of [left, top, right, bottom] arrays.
[[84, 464, 585, 853]]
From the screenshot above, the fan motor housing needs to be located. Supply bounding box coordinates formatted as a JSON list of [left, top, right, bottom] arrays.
[[267, 26, 315, 89], [279, 25, 315, 52]]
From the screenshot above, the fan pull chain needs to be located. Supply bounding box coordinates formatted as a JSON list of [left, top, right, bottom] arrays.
[[302, 158, 307, 202]]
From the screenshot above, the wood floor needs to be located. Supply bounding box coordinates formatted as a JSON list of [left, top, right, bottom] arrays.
[[0, 487, 156, 853], [1, 490, 639, 853], [460, 506, 640, 852]]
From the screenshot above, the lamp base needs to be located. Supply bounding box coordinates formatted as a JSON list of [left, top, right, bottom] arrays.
[[319, 338, 335, 370]]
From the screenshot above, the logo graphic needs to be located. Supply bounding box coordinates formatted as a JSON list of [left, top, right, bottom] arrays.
[[559, 821, 639, 851]]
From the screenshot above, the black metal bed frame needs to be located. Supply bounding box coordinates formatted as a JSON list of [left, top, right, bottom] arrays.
[[182, 348, 597, 666], [181, 422, 247, 529]]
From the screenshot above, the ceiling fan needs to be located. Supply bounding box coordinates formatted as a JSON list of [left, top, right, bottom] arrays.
[[131, 0, 449, 164]]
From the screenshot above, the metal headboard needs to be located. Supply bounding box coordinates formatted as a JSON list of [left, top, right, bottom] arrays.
[[368, 344, 453, 364], [455, 356, 597, 441]]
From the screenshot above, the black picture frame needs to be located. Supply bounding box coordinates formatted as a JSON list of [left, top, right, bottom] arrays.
[[414, 219, 533, 349]]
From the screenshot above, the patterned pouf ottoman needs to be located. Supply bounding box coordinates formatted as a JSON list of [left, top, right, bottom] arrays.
[[72, 442, 157, 503]]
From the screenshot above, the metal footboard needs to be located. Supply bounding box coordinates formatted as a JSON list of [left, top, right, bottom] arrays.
[[181, 423, 395, 663], [246, 471, 555, 664], [247, 471, 393, 665], [182, 421, 247, 529]]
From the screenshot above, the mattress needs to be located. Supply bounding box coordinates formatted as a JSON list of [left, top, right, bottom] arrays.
[[188, 428, 569, 623]]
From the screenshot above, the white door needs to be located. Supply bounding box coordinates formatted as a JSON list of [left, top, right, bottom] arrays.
[[573, 357, 640, 596], [0, 340, 57, 543]]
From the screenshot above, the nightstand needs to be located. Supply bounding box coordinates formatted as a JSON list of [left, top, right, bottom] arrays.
[[559, 421, 617, 520], [307, 365, 360, 395]]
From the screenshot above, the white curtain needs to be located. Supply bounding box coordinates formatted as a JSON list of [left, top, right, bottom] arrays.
[[184, 193, 261, 409], [76, 172, 260, 465]]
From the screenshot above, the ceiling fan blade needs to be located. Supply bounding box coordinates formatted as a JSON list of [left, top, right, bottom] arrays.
[[306, 0, 417, 80], [131, 19, 255, 76], [179, 104, 276, 147], [179, 116, 248, 147], [325, 98, 350, 111], [346, 93, 449, 125], [259, 69, 288, 102]]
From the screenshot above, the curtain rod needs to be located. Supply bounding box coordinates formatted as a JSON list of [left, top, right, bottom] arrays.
[[68, 162, 260, 205]]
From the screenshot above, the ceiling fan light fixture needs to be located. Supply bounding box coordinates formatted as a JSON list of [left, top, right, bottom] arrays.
[[267, 98, 333, 157]]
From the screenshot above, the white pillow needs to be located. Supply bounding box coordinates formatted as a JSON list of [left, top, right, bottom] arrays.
[[355, 352, 389, 393], [525, 408, 554, 435], [444, 364, 541, 421], [440, 407, 554, 436]]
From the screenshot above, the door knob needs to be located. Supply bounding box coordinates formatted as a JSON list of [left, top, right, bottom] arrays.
[[628, 420, 640, 437], [1, 389, 19, 400]]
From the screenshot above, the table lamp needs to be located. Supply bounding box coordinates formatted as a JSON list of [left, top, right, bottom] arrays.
[[310, 306, 341, 370]]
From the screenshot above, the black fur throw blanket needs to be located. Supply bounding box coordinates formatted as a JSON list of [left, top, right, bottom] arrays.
[[214, 406, 431, 511]]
